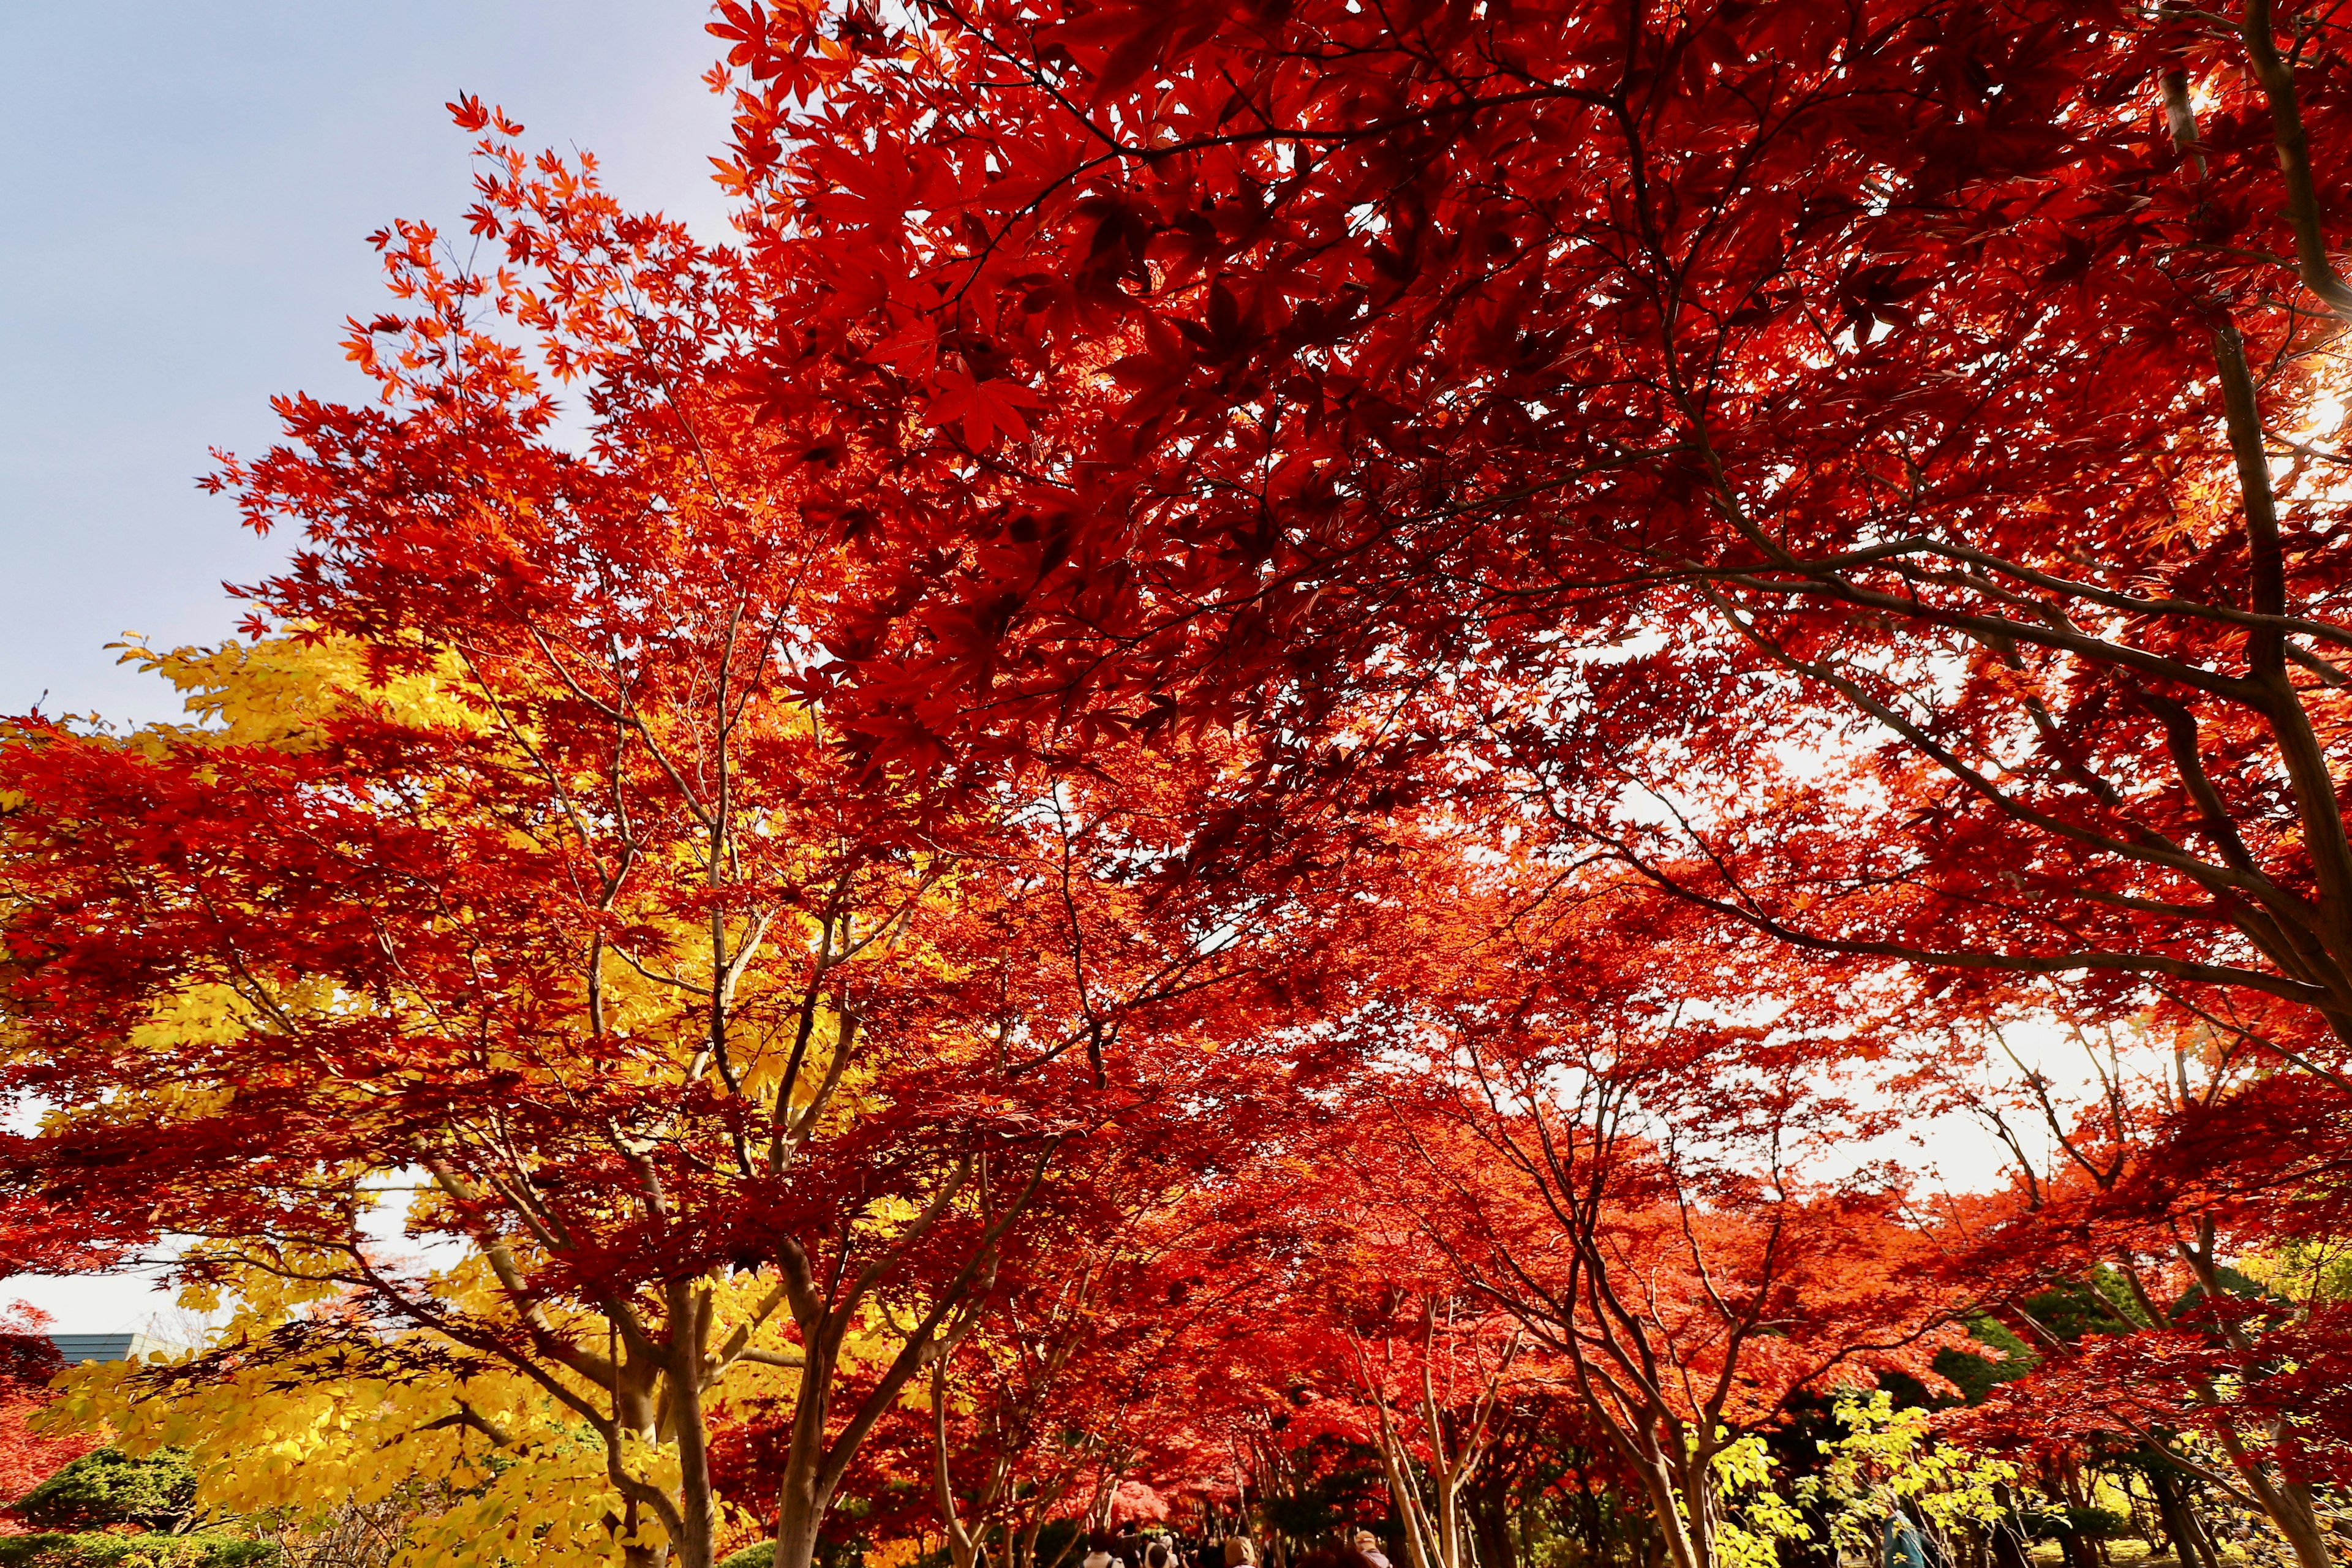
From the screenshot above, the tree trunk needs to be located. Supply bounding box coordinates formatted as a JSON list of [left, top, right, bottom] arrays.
[[1466, 1467, 1516, 1568], [1988, 1487, 2032, 1568], [667, 1283, 720, 1568], [1366, 1408, 1438, 1568], [1630, 1443, 1709, 1568], [2049, 1470, 2098, 1568], [1575, 1485, 1608, 1568], [622, 1529, 671, 1568], [669, 1408, 718, 1568], [2174, 1238, 2340, 1568], [2149, 1469, 2220, 1568], [615, 1357, 676, 1568], [775, 1491, 829, 1568], [1439, 1479, 1467, 1568], [930, 1356, 985, 1568], [774, 1335, 842, 1568], [2239, 1471, 2337, 1568]]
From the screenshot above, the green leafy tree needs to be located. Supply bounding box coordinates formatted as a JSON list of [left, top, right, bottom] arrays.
[[1795, 1396, 2016, 1557], [1709, 1395, 2018, 1568]]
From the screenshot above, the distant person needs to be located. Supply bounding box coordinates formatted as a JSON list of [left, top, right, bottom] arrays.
[[1148, 1544, 1175, 1568], [1354, 1533, 1393, 1568], [1086, 1533, 1117, 1568], [1117, 1523, 1145, 1568], [1223, 1539, 1257, 1568], [1882, 1513, 1931, 1568]]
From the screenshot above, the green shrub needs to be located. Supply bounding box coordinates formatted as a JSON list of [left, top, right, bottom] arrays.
[[721, 1545, 777, 1568], [194, 1542, 276, 1568], [0, 1533, 274, 1568], [13, 1449, 199, 1532], [2018, 1507, 2129, 1541]]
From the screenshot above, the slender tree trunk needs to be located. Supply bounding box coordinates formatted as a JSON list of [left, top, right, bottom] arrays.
[[1466, 1467, 1517, 1568], [665, 1283, 720, 1568], [2047, 1468, 2097, 1568], [1439, 1477, 1467, 1568], [2174, 1237, 2340, 1568], [1576, 1482, 1608, 1568], [774, 1333, 842, 1568], [1366, 1406, 1438, 1568], [669, 1398, 718, 1568], [1988, 1518, 2032, 1568], [615, 1364, 674, 1568], [930, 1356, 984, 1568], [1628, 1440, 1709, 1568], [1988, 1485, 2033, 1568], [2150, 1470, 2220, 1568]]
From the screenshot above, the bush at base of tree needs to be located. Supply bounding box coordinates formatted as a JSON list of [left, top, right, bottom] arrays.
[[11, 1450, 197, 1534], [2018, 1509, 2131, 1543], [0, 1534, 274, 1568]]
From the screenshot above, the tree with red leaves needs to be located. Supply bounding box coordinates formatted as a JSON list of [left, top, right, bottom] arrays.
[[1327, 874, 1969, 1568], [742, 1073, 1315, 1568], [1281, 1210, 1531, 1568], [0, 110, 1344, 1568], [705, 0, 2352, 1085], [0, 1305, 92, 1512], [1934, 1013, 2352, 1568]]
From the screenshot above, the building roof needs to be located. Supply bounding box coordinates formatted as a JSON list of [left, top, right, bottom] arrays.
[[48, 1332, 182, 1365]]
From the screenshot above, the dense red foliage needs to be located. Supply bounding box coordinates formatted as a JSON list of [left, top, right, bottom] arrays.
[[701, 0, 2352, 1069], [0, 1306, 91, 1517], [7, 4, 2352, 1568]]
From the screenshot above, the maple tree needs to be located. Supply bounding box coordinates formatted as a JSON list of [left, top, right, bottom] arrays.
[[914, 1189, 1304, 1568], [1343, 1292, 1523, 1568], [1920, 1011, 2352, 1568], [727, 1055, 1320, 1568], [0, 1305, 91, 1513], [1330, 887, 1971, 1568], [0, 111, 1345, 1568], [689, 0, 2352, 1094], [1255, 1183, 1532, 1568], [13, 2, 2352, 1567]]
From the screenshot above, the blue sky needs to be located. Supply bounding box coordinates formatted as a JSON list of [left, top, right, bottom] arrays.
[[2, 1, 737, 1332], [2, 2, 736, 727]]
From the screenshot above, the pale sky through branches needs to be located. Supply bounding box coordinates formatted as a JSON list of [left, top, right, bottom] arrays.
[[1, 1, 733, 1331], [1, 2, 734, 724]]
